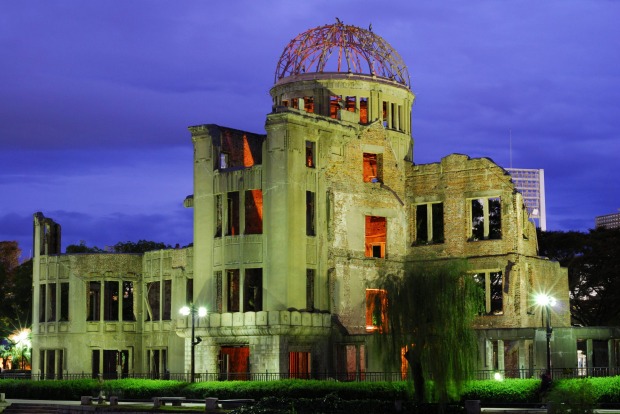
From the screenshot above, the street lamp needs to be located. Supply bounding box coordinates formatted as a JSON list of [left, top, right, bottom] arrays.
[[180, 304, 207, 382], [536, 294, 556, 377]]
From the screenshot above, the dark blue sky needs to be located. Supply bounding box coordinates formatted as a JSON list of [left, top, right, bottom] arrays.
[[1, 1, 619, 260]]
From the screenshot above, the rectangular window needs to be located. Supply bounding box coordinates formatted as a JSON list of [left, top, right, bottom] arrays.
[[104, 281, 119, 321], [148, 348, 168, 378], [472, 271, 504, 315], [363, 153, 382, 183], [60, 282, 69, 321], [306, 191, 315, 236], [360, 97, 368, 123], [227, 269, 240, 312], [471, 197, 502, 240], [39, 284, 46, 322], [329, 95, 342, 119], [245, 190, 263, 234], [122, 281, 134, 321], [92, 350, 100, 379], [146, 281, 160, 321], [415, 203, 444, 244], [365, 216, 387, 258], [306, 269, 315, 311], [186, 278, 194, 306], [304, 96, 314, 113], [220, 152, 229, 169], [306, 141, 315, 168], [47, 283, 56, 322], [244, 268, 262, 312], [345, 96, 356, 112], [162, 279, 172, 320], [87, 281, 101, 321], [366, 289, 388, 332], [215, 195, 222, 237], [227, 192, 240, 236], [382, 101, 388, 127], [289, 352, 311, 379], [291, 97, 299, 109], [215, 272, 222, 313]]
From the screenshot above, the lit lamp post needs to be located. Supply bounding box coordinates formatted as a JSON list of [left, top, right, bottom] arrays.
[[179, 304, 207, 382], [536, 294, 556, 377]]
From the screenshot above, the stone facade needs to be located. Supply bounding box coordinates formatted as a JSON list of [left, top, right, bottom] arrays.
[[31, 22, 619, 380]]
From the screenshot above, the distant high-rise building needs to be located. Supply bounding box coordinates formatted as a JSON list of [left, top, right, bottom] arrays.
[[595, 211, 620, 229], [506, 168, 546, 230]]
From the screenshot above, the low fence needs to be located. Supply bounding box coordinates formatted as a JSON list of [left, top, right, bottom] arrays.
[[2, 367, 619, 382]]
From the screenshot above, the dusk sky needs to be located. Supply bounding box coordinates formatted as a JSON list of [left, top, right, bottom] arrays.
[[1, 1, 619, 261]]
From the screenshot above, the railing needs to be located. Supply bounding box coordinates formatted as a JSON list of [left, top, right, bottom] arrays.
[[5, 368, 620, 382]]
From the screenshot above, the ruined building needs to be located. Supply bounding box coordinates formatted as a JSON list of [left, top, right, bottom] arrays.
[[31, 22, 618, 380]]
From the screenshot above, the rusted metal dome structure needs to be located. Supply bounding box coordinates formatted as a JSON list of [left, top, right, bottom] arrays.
[[274, 20, 411, 88]]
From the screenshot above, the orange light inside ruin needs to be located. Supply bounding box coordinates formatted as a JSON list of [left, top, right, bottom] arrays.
[[363, 153, 378, 182], [365, 288, 388, 333], [243, 134, 255, 167], [365, 216, 386, 258]]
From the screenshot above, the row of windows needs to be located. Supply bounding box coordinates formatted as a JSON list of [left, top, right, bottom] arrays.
[[214, 190, 316, 237], [414, 198, 502, 245]]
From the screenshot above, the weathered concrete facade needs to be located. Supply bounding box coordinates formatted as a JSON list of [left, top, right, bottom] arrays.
[[31, 22, 619, 380]]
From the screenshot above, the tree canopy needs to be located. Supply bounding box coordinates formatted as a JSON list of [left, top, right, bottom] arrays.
[[374, 260, 483, 404], [538, 228, 620, 326], [66, 240, 172, 254]]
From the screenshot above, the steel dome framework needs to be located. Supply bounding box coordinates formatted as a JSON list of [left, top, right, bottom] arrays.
[[275, 21, 411, 88]]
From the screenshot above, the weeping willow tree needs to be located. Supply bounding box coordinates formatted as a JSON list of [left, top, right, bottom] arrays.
[[375, 260, 484, 404]]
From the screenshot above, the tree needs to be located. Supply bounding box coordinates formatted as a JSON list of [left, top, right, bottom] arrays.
[[65, 240, 172, 254], [375, 260, 483, 404], [538, 228, 620, 326]]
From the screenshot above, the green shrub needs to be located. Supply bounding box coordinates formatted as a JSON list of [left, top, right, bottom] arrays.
[[546, 379, 597, 414], [460, 379, 540, 403]]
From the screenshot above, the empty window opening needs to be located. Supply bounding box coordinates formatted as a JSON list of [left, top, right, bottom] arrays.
[[244, 268, 262, 312], [291, 97, 299, 109], [60, 282, 69, 321], [360, 97, 368, 123], [281, 99, 289, 107], [304, 96, 314, 113], [227, 192, 240, 236], [186, 278, 193, 306], [227, 269, 240, 312], [366, 289, 388, 332], [363, 153, 382, 183], [148, 349, 168, 379], [329, 95, 342, 119], [162, 279, 172, 320], [242, 134, 254, 167], [290, 352, 311, 379], [87, 281, 101, 321], [345, 96, 356, 112], [214, 272, 222, 313], [473, 271, 504, 315], [91, 350, 100, 379], [215, 195, 222, 237], [245, 190, 263, 234], [40, 349, 63, 380], [306, 269, 315, 311], [219, 346, 250, 380], [471, 197, 502, 240], [103, 349, 128, 379], [391, 103, 397, 129], [220, 152, 229, 169], [122, 281, 134, 321], [104, 281, 119, 321], [47, 283, 56, 322], [39, 284, 46, 322], [336, 344, 366, 381], [382, 101, 388, 127], [365, 216, 387, 258], [306, 191, 316, 236], [306, 141, 315, 168], [415, 203, 444, 244], [146, 281, 160, 321]]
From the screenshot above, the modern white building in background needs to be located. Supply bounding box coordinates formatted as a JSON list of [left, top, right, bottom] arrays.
[[506, 168, 546, 231], [595, 211, 620, 230]]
